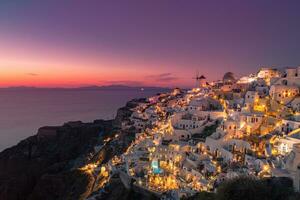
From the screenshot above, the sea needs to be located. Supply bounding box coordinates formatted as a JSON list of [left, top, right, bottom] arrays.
[[0, 88, 166, 151]]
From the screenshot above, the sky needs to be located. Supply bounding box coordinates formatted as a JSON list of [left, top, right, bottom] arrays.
[[0, 0, 300, 88]]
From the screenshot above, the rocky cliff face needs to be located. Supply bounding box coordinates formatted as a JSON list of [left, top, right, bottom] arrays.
[[0, 98, 144, 200], [0, 119, 114, 200], [113, 98, 145, 128]]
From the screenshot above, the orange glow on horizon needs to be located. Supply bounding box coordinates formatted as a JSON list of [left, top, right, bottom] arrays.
[[0, 33, 193, 88]]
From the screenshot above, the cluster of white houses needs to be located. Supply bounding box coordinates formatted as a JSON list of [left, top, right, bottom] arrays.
[[108, 66, 300, 199]]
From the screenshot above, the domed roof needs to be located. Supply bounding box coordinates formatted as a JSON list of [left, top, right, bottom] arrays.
[[223, 72, 236, 83], [199, 75, 206, 79]]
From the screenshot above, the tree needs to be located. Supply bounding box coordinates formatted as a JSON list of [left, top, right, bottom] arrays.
[[187, 176, 299, 200], [216, 176, 269, 200], [183, 191, 215, 200]]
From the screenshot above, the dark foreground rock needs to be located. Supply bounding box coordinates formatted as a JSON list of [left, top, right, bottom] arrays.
[[185, 176, 300, 200], [0, 120, 114, 200], [0, 98, 143, 200]]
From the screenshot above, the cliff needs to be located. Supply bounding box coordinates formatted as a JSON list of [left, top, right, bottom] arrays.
[[113, 98, 147, 128], [0, 98, 143, 200], [0, 120, 113, 200]]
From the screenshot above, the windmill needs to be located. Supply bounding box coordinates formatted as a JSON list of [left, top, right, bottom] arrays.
[[192, 71, 206, 88]]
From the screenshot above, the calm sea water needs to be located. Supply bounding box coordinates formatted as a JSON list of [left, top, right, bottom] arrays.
[[0, 89, 163, 151]]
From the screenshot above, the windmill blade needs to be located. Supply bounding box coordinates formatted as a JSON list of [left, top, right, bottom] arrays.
[[195, 70, 199, 87], [192, 70, 198, 79]]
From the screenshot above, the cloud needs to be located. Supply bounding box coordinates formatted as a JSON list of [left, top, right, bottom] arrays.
[[100, 80, 145, 87], [99, 73, 179, 87], [145, 73, 178, 82], [26, 73, 39, 76]]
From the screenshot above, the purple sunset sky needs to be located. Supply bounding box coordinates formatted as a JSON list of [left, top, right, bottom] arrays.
[[0, 0, 300, 87]]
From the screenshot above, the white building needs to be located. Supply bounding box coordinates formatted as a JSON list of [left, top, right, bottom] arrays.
[[244, 91, 259, 104], [280, 119, 300, 134], [221, 119, 239, 135], [257, 68, 280, 84], [277, 136, 300, 154], [171, 112, 208, 131], [290, 97, 300, 112], [187, 97, 221, 113], [239, 112, 264, 134], [269, 85, 299, 105], [273, 66, 300, 87]]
